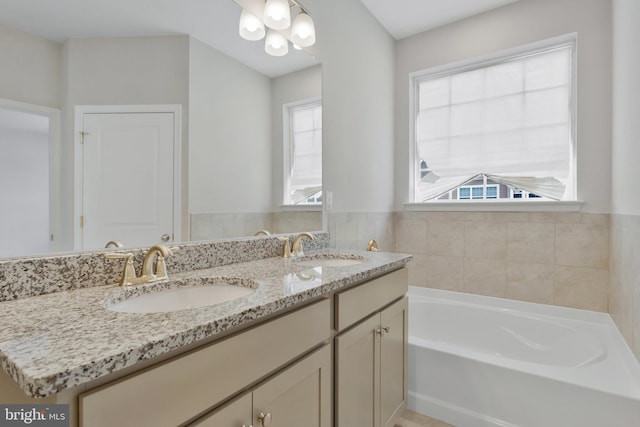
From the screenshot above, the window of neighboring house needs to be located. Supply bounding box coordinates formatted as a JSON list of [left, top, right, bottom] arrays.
[[412, 35, 576, 203], [458, 184, 499, 200], [284, 99, 322, 205]]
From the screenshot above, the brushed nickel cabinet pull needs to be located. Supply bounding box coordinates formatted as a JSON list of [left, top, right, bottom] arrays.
[[257, 412, 272, 426]]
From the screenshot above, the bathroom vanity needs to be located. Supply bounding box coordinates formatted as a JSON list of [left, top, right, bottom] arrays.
[[0, 234, 411, 427]]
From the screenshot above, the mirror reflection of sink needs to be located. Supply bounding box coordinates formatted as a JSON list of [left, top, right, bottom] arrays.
[[293, 254, 366, 268], [107, 277, 257, 314]]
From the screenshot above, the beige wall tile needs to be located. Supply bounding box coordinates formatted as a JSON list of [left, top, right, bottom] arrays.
[[507, 222, 555, 263], [530, 212, 581, 223], [427, 220, 464, 256], [554, 265, 608, 312], [408, 253, 428, 287], [426, 255, 464, 292], [555, 223, 609, 269], [464, 221, 506, 259], [464, 257, 506, 298], [633, 281, 640, 360], [506, 262, 554, 304], [485, 212, 531, 223], [395, 218, 428, 254], [422, 211, 485, 222], [334, 221, 359, 249], [580, 213, 609, 225]]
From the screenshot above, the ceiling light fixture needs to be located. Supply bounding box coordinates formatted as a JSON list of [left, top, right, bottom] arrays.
[[238, 9, 265, 41], [237, 0, 316, 57]]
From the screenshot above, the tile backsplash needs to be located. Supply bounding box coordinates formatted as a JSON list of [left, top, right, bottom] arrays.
[[190, 211, 322, 241]]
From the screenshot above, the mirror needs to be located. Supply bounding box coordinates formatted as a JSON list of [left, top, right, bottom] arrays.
[[0, 0, 322, 258]]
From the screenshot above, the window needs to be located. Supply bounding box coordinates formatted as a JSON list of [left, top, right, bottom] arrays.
[[412, 36, 575, 203], [284, 99, 322, 205]]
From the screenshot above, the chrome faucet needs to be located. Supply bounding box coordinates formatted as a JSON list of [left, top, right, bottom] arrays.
[[291, 232, 316, 257], [105, 244, 177, 286]]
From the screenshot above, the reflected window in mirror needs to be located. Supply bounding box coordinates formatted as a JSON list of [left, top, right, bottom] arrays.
[[283, 98, 322, 205]]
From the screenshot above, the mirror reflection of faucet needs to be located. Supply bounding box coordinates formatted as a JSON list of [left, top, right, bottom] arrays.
[[104, 240, 124, 248]]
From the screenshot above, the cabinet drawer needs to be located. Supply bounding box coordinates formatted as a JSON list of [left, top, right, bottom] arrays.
[[79, 298, 330, 427], [335, 268, 407, 331]]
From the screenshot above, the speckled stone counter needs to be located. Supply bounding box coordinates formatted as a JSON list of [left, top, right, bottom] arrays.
[[0, 248, 411, 398]]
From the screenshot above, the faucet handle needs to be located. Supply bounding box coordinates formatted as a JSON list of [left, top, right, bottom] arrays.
[[155, 246, 179, 279], [277, 237, 292, 258], [105, 252, 136, 286], [367, 239, 380, 252]]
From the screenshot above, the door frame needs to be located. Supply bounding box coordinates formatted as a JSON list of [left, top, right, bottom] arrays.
[[73, 104, 183, 250], [0, 97, 62, 252]]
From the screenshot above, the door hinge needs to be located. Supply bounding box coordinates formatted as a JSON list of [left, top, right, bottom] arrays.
[[80, 216, 84, 228], [80, 131, 90, 144]]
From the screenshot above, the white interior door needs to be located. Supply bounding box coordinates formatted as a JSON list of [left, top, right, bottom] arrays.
[[81, 112, 175, 250]]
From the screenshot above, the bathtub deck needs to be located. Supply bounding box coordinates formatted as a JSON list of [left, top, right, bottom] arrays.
[[396, 410, 456, 427]]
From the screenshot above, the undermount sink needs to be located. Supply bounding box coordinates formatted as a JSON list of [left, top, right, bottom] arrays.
[[106, 277, 257, 314], [293, 254, 366, 268]]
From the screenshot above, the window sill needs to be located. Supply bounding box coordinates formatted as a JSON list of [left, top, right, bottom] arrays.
[[279, 204, 323, 212], [404, 200, 583, 212]]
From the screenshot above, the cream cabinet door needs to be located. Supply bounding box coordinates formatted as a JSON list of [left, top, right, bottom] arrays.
[[335, 297, 408, 427], [191, 393, 252, 427], [380, 297, 408, 427], [335, 314, 380, 427], [252, 345, 331, 427]]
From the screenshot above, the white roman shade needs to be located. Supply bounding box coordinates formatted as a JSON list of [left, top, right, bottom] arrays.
[[289, 101, 322, 204], [415, 41, 574, 202]]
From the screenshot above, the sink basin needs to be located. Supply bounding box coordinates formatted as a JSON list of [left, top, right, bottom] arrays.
[[107, 277, 257, 313], [293, 254, 366, 268]]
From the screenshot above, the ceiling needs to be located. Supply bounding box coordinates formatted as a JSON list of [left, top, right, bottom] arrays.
[[0, 0, 317, 78], [360, 0, 520, 40], [0, 0, 520, 77]]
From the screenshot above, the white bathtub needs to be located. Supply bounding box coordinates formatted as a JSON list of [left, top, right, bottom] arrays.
[[407, 286, 640, 427]]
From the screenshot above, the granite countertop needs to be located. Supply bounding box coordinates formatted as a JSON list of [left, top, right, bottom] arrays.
[[0, 250, 411, 398]]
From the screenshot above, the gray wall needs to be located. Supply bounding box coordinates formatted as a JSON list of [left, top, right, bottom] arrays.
[[611, 0, 640, 216], [306, 0, 396, 213], [188, 37, 272, 215], [0, 24, 61, 108]]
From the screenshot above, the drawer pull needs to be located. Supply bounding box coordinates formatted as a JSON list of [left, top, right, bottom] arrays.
[[258, 412, 272, 426], [375, 326, 391, 335]]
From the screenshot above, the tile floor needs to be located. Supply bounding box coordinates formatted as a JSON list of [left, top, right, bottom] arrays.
[[395, 410, 455, 427]]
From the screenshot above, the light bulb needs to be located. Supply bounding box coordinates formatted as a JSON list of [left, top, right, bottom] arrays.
[[264, 0, 291, 30], [239, 9, 265, 41], [265, 30, 289, 56], [290, 12, 315, 47]]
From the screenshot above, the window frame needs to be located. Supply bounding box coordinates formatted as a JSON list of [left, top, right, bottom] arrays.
[[282, 97, 322, 207], [408, 33, 578, 211]]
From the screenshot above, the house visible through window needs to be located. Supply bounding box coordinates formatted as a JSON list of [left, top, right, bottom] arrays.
[[284, 99, 322, 205], [413, 36, 575, 203]]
